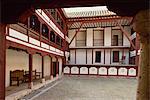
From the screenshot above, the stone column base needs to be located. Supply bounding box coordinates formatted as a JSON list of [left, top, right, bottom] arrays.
[[50, 75, 53, 80], [28, 82, 33, 89], [41, 78, 45, 83], [56, 74, 59, 79]]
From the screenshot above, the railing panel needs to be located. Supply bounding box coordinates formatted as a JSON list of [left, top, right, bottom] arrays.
[[89, 67, 97, 74], [99, 67, 107, 75], [80, 67, 88, 74], [64, 65, 137, 77], [108, 67, 117, 75], [118, 68, 127, 75], [71, 67, 79, 74]]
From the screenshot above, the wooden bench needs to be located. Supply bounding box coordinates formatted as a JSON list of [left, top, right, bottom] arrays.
[[10, 70, 24, 86], [24, 70, 41, 82]]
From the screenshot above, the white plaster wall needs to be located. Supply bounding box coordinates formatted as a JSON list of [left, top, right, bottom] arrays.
[[58, 58, 62, 75], [87, 49, 92, 64], [123, 26, 131, 46], [108, 67, 117, 75], [33, 54, 42, 72], [86, 28, 93, 46], [124, 49, 129, 64], [105, 49, 111, 64], [6, 49, 29, 87], [104, 27, 111, 46], [93, 49, 104, 64], [68, 30, 76, 47], [70, 50, 75, 64], [76, 49, 86, 64], [44, 56, 50, 77], [99, 67, 107, 75], [118, 68, 127, 75]]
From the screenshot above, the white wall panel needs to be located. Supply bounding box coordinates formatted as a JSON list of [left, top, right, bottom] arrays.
[[104, 27, 111, 46], [70, 50, 75, 64], [33, 54, 42, 72], [118, 68, 127, 75], [105, 49, 111, 64], [89, 67, 97, 74], [108, 67, 117, 75], [99, 67, 107, 75], [41, 42, 49, 49], [6, 49, 29, 87], [29, 37, 40, 46], [80, 67, 88, 74], [58, 58, 62, 75], [9, 28, 28, 42], [76, 49, 86, 64], [128, 68, 136, 76], [71, 67, 79, 74], [64, 66, 70, 74], [44, 56, 50, 77], [86, 28, 93, 46], [87, 49, 92, 64]]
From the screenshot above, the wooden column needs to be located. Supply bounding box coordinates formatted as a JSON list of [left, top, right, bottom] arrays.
[[50, 56, 53, 79], [28, 53, 33, 89], [0, 24, 6, 100], [133, 9, 150, 100], [41, 56, 44, 78], [56, 57, 59, 77]]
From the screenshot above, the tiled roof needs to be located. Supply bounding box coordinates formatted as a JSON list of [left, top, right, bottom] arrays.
[[66, 10, 116, 18]]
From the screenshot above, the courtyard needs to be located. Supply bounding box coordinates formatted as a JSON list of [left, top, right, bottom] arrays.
[[22, 76, 137, 100]]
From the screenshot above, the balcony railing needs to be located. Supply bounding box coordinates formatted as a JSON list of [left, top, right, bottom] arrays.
[[93, 39, 104, 46], [111, 39, 123, 46], [76, 40, 86, 46], [64, 64, 137, 77]]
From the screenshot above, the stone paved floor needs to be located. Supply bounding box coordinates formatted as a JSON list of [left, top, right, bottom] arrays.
[[33, 76, 137, 100]]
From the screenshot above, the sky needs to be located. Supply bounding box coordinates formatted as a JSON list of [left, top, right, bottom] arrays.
[[64, 6, 108, 13]]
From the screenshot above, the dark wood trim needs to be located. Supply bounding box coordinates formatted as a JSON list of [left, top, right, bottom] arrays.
[[104, 49, 105, 64], [50, 56, 53, 76], [86, 49, 87, 64], [42, 56, 44, 78], [29, 54, 33, 89], [0, 24, 6, 100]]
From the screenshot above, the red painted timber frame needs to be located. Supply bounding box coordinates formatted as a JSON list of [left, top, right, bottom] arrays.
[[0, 24, 6, 100]]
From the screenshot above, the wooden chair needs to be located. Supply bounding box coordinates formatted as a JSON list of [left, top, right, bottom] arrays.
[[10, 70, 24, 86], [24, 69, 41, 82]]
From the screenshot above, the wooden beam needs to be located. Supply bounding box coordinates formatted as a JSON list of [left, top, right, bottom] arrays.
[[0, 24, 6, 100], [69, 23, 83, 45], [117, 23, 136, 49]]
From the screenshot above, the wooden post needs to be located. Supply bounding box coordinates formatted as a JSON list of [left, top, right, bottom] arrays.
[[42, 56, 44, 78], [56, 57, 59, 78], [132, 9, 150, 100], [28, 53, 33, 89], [0, 24, 6, 100]]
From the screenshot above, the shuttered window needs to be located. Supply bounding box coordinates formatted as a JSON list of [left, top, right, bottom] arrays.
[[95, 51, 101, 63], [113, 51, 119, 62]]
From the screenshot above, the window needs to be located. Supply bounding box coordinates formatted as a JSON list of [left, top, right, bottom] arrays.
[[30, 15, 40, 32], [95, 51, 101, 63], [113, 51, 119, 62], [56, 35, 61, 45], [42, 24, 49, 38], [50, 31, 55, 43]]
